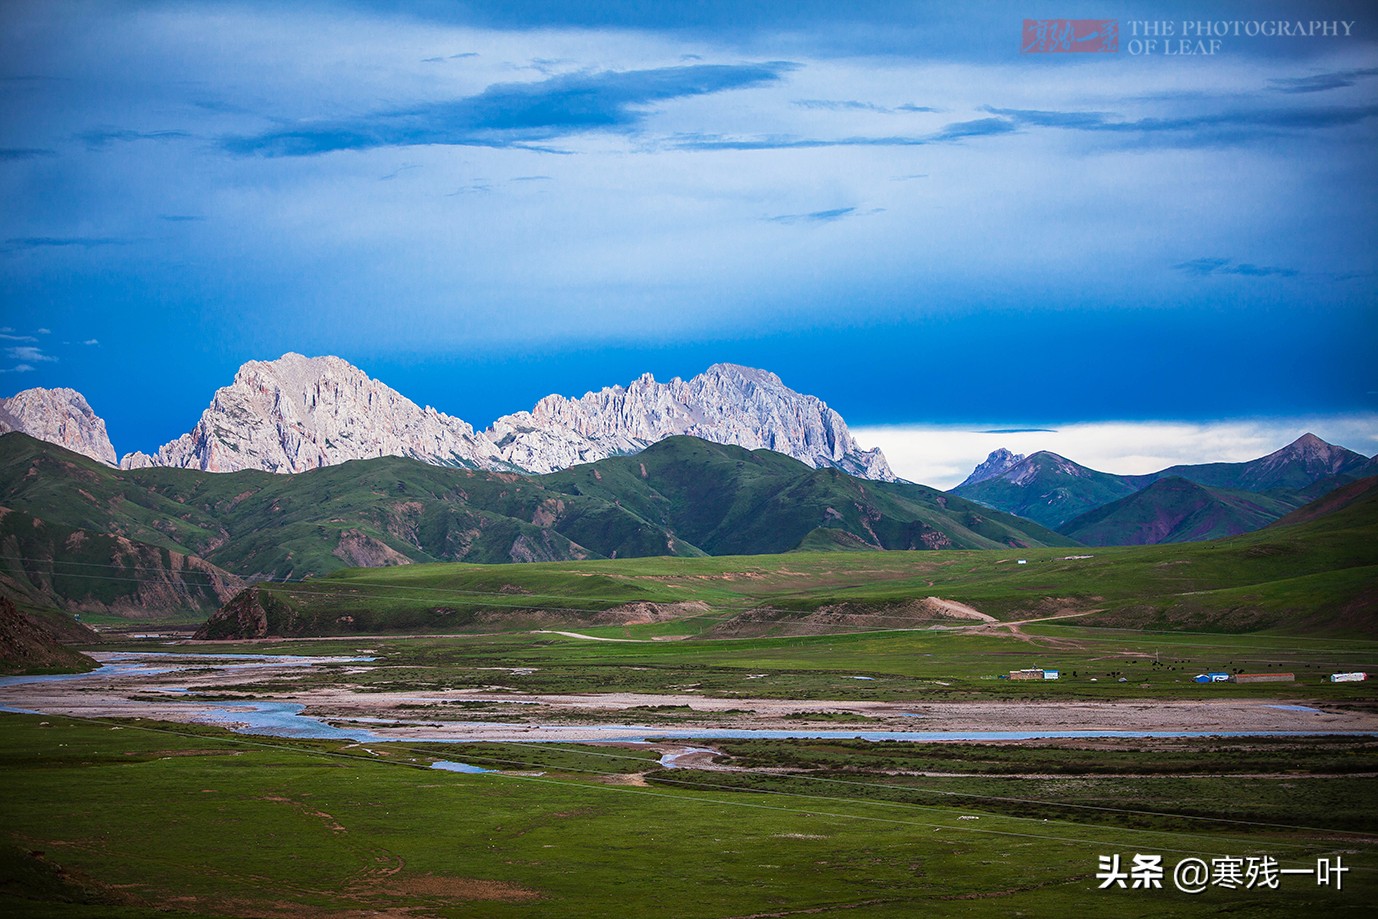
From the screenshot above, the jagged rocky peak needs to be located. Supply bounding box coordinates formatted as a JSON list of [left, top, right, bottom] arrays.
[[959, 447, 1026, 488], [487, 363, 897, 481], [0, 386, 117, 465], [114, 354, 894, 481], [120, 353, 506, 474], [974, 450, 1089, 488]]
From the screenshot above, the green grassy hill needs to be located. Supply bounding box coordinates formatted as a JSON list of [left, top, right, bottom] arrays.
[[0, 507, 244, 614], [541, 437, 1075, 555], [1133, 432, 1371, 492], [1271, 473, 1378, 528], [198, 478, 1378, 638], [0, 433, 1068, 613], [953, 435, 1373, 544], [1060, 476, 1300, 546], [949, 451, 1139, 529]]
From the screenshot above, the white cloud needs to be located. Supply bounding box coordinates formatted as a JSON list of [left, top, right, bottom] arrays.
[[0, 363, 36, 373], [854, 415, 1378, 489], [5, 346, 56, 363], [83, 338, 100, 346]]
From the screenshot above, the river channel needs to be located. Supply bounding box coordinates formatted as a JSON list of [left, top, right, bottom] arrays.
[[4, 651, 1376, 753]]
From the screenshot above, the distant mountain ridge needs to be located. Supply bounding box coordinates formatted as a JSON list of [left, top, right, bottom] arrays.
[[489, 362, 894, 479], [950, 450, 1140, 529], [1060, 477, 1299, 546], [193, 480, 1378, 639], [0, 432, 1064, 614], [8, 353, 894, 481], [953, 433, 1375, 545], [1129, 432, 1370, 492], [120, 354, 507, 473]]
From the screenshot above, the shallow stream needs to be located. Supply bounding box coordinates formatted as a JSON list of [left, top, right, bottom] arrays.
[[4, 651, 1374, 754]]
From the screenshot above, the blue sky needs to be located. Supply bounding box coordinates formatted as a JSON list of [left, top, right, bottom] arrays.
[[2, 0, 1375, 479]]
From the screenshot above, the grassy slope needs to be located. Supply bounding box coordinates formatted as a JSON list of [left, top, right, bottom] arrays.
[[230, 481, 1378, 637], [955, 442, 1374, 541], [0, 509, 241, 614], [1139, 440, 1371, 492], [542, 437, 1076, 554], [949, 452, 1140, 529], [1273, 475, 1378, 528], [0, 433, 1068, 596], [0, 435, 244, 613], [1060, 476, 1301, 546]]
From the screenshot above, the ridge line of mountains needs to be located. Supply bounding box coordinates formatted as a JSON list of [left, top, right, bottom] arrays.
[[2, 352, 1374, 567], [4, 427, 1374, 637], [0, 353, 895, 481], [0, 431, 1071, 615], [3, 421, 1375, 616], [952, 434, 1377, 545]]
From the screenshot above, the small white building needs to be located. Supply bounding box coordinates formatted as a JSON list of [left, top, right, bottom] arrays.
[[1010, 668, 1059, 681], [1331, 672, 1368, 683]]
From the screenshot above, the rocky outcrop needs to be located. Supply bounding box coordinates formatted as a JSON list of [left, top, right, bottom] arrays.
[[0, 388, 117, 465], [487, 363, 896, 480], [120, 353, 507, 473], [194, 587, 274, 640], [332, 529, 414, 568]]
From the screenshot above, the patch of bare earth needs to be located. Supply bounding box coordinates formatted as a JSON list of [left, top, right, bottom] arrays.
[[595, 772, 649, 786], [590, 600, 711, 625], [386, 874, 541, 902]]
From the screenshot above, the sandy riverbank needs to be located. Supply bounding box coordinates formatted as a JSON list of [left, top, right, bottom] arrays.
[[3, 652, 1375, 743]]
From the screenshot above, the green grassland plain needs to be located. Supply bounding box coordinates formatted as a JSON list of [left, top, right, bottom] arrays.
[[4, 712, 1377, 918], [3, 473, 1375, 914], [158, 624, 1378, 702], [10, 615, 1363, 914]]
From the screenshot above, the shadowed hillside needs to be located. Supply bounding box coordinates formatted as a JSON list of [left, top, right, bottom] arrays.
[[197, 479, 1378, 639], [0, 433, 1069, 613]]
